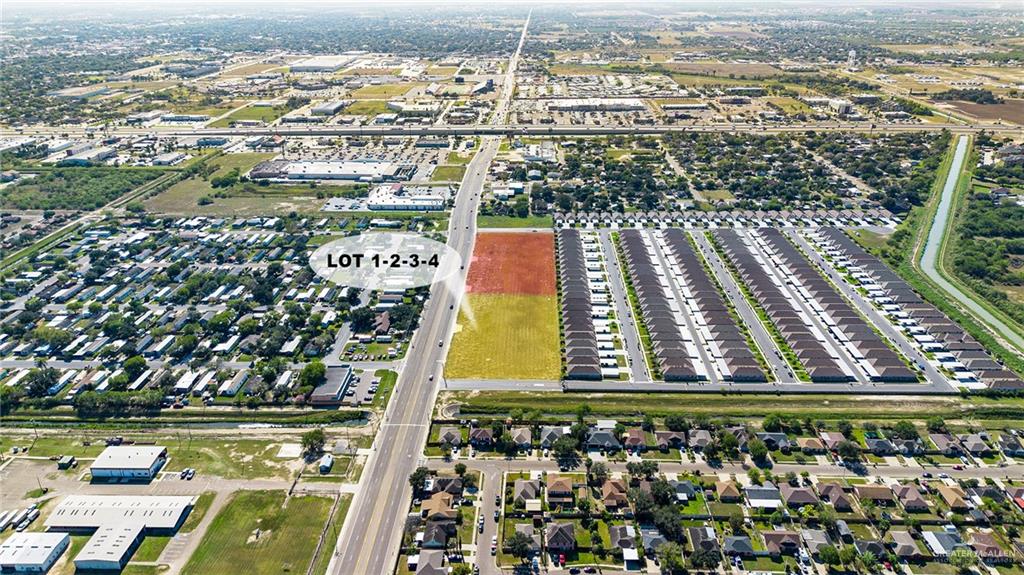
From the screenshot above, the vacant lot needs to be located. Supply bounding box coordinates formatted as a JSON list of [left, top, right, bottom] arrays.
[[343, 100, 390, 117], [209, 105, 290, 127], [182, 491, 332, 575], [430, 165, 467, 182], [477, 215, 553, 229], [943, 99, 1024, 124], [465, 232, 555, 295], [349, 83, 419, 99], [446, 294, 560, 380], [447, 231, 559, 380], [1, 168, 164, 210]]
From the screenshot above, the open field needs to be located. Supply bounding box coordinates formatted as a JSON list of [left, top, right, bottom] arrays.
[[465, 232, 556, 295], [664, 62, 781, 77], [446, 294, 561, 380], [430, 165, 467, 182], [767, 96, 814, 115], [163, 438, 298, 480], [447, 231, 559, 380], [349, 83, 420, 99], [943, 99, 1024, 124], [222, 63, 283, 77], [343, 100, 390, 116], [181, 490, 332, 575], [477, 215, 553, 228], [209, 104, 290, 127]]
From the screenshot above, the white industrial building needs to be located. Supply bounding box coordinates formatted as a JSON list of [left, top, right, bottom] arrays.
[[89, 446, 167, 481], [46, 495, 194, 572], [290, 55, 353, 73], [546, 98, 645, 112], [282, 160, 408, 182], [366, 184, 447, 211], [0, 532, 69, 573]]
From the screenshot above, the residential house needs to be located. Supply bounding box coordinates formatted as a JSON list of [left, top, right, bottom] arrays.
[[854, 484, 895, 505], [757, 432, 792, 452], [688, 526, 719, 553], [746, 482, 783, 509], [655, 430, 686, 450], [510, 427, 532, 450], [602, 479, 630, 510], [514, 523, 541, 554], [889, 531, 922, 560], [937, 485, 969, 512], [929, 433, 961, 456], [923, 528, 966, 559], [716, 481, 742, 503], [723, 536, 754, 557], [622, 428, 646, 452], [422, 521, 455, 550], [689, 429, 713, 450], [672, 480, 698, 503], [763, 531, 801, 556], [865, 438, 896, 456], [431, 477, 463, 496], [997, 433, 1024, 457], [856, 540, 886, 558], [438, 427, 462, 447], [546, 523, 576, 552], [802, 529, 832, 555], [818, 482, 853, 512], [781, 484, 820, 508], [540, 426, 568, 448], [894, 484, 929, 513], [513, 479, 541, 507], [469, 427, 493, 447], [959, 433, 991, 456], [421, 492, 458, 521], [547, 475, 574, 507], [587, 429, 621, 452], [970, 531, 1012, 564], [641, 528, 668, 556], [820, 431, 847, 451], [609, 524, 637, 553], [893, 439, 923, 456], [797, 437, 826, 454]]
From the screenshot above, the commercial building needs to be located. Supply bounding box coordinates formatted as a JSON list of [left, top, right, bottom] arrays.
[[0, 532, 70, 573], [366, 184, 447, 211], [281, 160, 412, 182], [290, 56, 353, 73], [311, 101, 350, 116], [309, 366, 355, 406], [46, 495, 194, 572], [89, 446, 167, 481], [546, 98, 645, 112], [57, 147, 115, 167]]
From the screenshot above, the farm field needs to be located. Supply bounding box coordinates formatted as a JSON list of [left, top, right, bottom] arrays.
[[943, 99, 1024, 124], [181, 490, 332, 575], [447, 232, 560, 380]]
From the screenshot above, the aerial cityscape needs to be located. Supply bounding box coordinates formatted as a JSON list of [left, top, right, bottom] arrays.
[[0, 1, 1023, 574]]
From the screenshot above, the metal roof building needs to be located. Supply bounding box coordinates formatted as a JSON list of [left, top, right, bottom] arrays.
[[0, 532, 70, 572]]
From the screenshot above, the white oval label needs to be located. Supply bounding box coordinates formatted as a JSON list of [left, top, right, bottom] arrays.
[[309, 232, 462, 290]]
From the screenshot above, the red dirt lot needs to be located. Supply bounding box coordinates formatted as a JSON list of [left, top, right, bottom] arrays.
[[465, 232, 556, 295]]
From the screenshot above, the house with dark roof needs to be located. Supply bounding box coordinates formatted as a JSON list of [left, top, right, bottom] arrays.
[[763, 531, 801, 556], [854, 484, 895, 505], [818, 482, 853, 512], [672, 480, 698, 503], [688, 526, 719, 553], [609, 524, 636, 552], [622, 428, 646, 452], [997, 433, 1024, 457], [971, 532, 1013, 564], [655, 430, 686, 450], [641, 528, 668, 555], [540, 426, 568, 448], [781, 484, 819, 508], [929, 433, 961, 456], [888, 531, 922, 560], [894, 484, 929, 513], [723, 536, 754, 557], [513, 479, 541, 506], [587, 430, 621, 451], [421, 521, 455, 549], [546, 523, 576, 552], [469, 427, 493, 447]]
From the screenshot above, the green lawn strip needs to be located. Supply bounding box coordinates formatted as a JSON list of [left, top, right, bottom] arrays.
[[611, 232, 661, 379], [704, 232, 810, 381], [371, 369, 398, 409], [132, 535, 172, 563], [182, 490, 332, 575], [477, 215, 553, 228], [180, 491, 216, 533], [430, 165, 467, 182], [310, 494, 353, 575]]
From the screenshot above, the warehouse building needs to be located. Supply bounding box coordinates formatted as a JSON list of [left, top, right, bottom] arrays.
[[290, 55, 353, 73], [89, 446, 167, 481], [311, 101, 350, 116], [366, 184, 448, 211], [46, 495, 194, 572], [0, 532, 70, 573]]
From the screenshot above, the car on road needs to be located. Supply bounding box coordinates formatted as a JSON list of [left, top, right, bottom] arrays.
[[493, 510, 499, 521], [186, 468, 195, 480]]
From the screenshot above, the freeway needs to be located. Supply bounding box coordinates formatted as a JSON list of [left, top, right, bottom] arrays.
[[326, 11, 531, 575], [7, 121, 1022, 140], [919, 135, 1024, 354]]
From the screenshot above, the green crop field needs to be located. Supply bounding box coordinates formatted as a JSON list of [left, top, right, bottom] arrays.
[[182, 490, 332, 575], [446, 294, 560, 380]]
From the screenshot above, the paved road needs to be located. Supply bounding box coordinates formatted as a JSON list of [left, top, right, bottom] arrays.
[[919, 135, 1024, 354], [787, 229, 953, 392], [326, 12, 531, 575], [597, 230, 651, 382], [10, 122, 1021, 139], [690, 230, 792, 382]]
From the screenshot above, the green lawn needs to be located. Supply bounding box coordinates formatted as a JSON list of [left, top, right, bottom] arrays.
[[343, 100, 390, 116], [182, 490, 332, 575], [209, 104, 291, 127], [180, 492, 216, 532], [431, 165, 467, 182], [371, 369, 398, 409], [311, 495, 353, 575]]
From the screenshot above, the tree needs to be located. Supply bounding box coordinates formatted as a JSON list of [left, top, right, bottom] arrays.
[[301, 428, 326, 456], [656, 542, 686, 574], [454, 463, 466, 477], [664, 414, 689, 432], [837, 420, 853, 438], [837, 440, 861, 461], [819, 545, 841, 566], [589, 462, 609, 485], [348, 307, 376, 333], [506, 530, 533, 561], [949, 548, 978, 573], [25, 366, 59, 398], [748, 438, 768, 462], [298, 360, 327, 388], [409, 466, 430, 494], [123, 355, 147, 380], [552, 436, 578, 465], [653, 506, 684, 542], [691, 547, 721, 569], [728, 512, 745, 533]]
